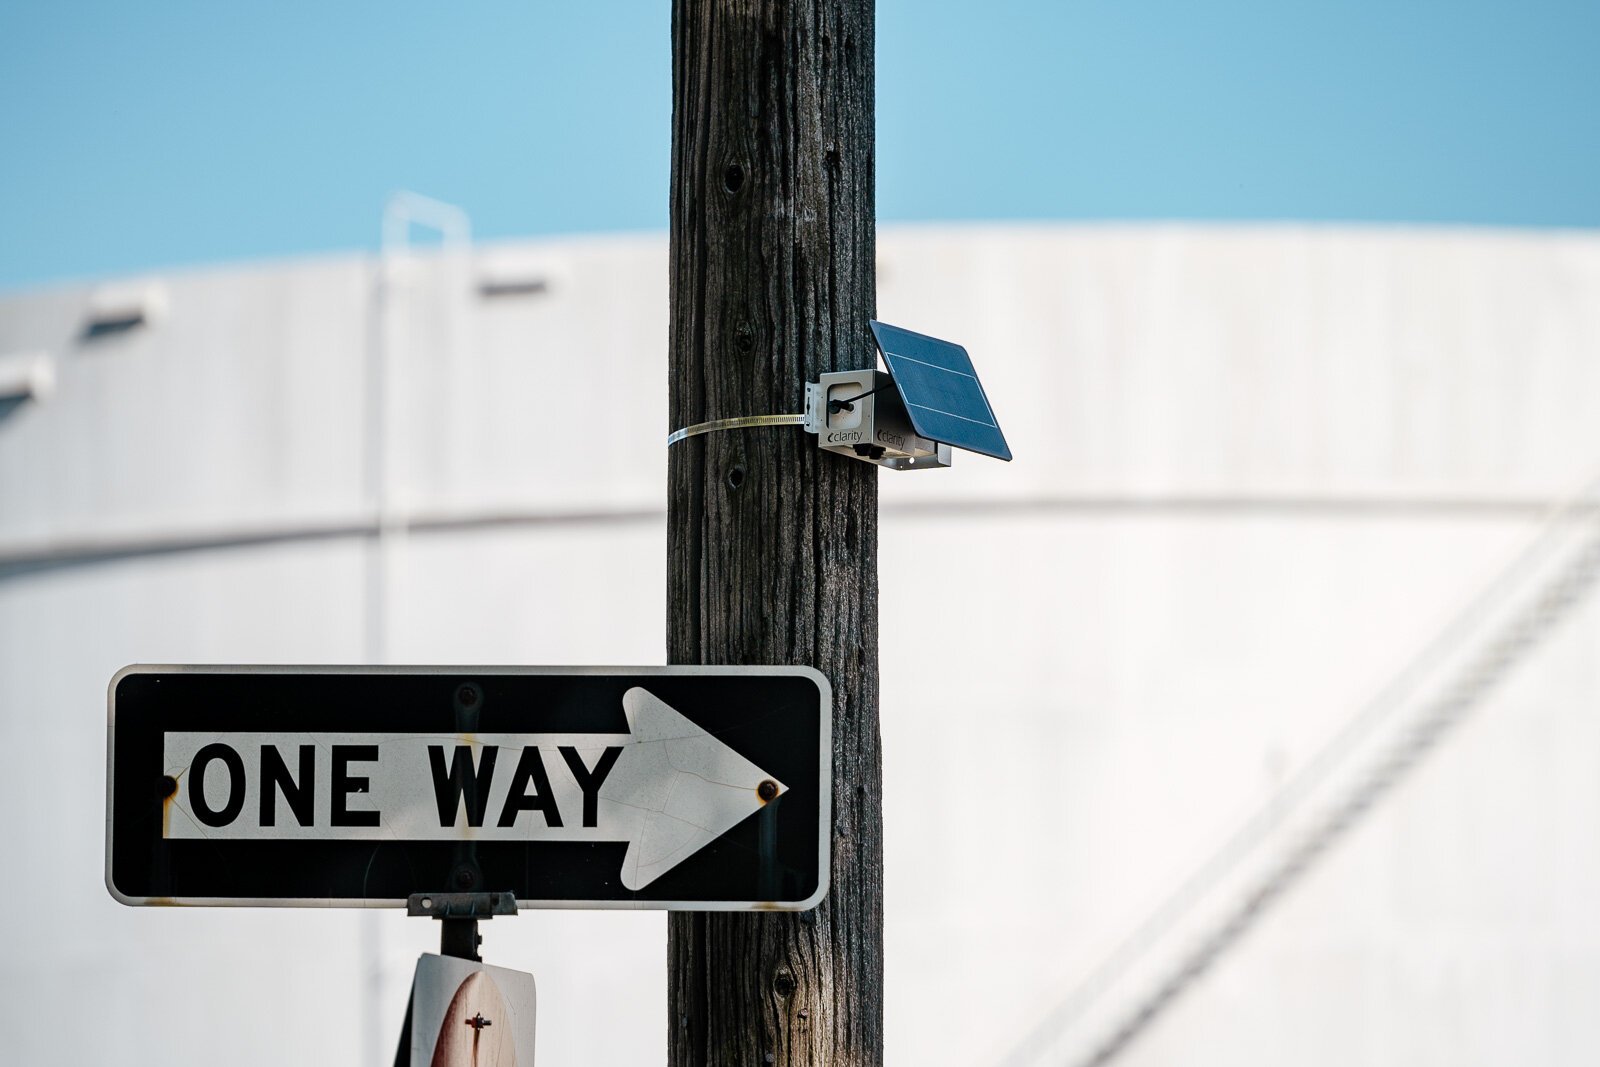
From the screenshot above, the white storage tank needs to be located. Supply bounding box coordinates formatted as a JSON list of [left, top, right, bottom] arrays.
[[2, 223, 1598, 1065]]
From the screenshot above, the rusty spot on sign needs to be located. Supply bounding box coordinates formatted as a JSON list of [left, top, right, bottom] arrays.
[[160, 774, 179, 837]]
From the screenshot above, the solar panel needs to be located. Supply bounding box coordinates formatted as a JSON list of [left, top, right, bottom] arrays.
[[869, 320, 1013, 462]]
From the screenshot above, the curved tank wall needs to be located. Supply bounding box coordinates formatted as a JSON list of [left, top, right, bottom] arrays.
[[2, 223, 1599, 1065]]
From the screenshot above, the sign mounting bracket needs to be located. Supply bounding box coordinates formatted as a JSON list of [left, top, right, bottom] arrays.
[[408, 892, 518, 962]]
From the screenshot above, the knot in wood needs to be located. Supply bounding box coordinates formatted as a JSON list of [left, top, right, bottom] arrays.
[[772, 969, 797, 998]]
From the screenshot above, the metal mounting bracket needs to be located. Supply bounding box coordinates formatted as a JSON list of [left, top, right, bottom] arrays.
[[407, 892, 518, 962]]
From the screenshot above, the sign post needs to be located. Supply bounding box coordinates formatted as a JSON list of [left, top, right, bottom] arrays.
[[106, 664, 830, 911]]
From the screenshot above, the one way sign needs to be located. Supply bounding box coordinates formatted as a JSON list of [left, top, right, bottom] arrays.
[[106, 665, 830, 911]]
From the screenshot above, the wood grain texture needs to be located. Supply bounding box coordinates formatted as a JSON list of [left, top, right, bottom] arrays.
[[667, 1, 882, 1064]]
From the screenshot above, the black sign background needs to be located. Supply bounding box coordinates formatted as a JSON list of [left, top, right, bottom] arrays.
[[107, 666, 829, 910]]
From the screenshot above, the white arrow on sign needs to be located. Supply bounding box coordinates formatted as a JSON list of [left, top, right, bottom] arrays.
[[162, 687, 785, 891]]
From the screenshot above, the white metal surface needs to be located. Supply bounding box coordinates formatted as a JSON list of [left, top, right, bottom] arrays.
[[409, 954, 536, 1067], [0, 349, 54, 401]]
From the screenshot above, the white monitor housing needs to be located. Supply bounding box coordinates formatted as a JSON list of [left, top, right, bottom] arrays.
[[803, 370, 952, 471]]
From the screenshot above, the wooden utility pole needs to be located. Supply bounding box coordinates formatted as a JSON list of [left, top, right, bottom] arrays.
[[667, 1, 881, 1064]]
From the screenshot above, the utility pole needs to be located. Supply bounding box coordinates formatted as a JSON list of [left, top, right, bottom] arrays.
[[667, 1, 882, 1064]]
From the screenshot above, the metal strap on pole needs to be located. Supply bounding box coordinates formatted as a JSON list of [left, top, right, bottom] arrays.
[[666, 413, 806, 446]]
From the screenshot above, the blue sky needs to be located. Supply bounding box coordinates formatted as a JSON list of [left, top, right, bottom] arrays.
[[1, 0, 1596, 289]]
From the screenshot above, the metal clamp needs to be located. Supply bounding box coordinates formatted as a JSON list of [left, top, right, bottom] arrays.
[[407, 891, 518, 918], [408, 892, 518, 962]]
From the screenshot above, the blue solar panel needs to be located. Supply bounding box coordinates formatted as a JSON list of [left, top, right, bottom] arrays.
[[869, 321, 1013, 461]]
